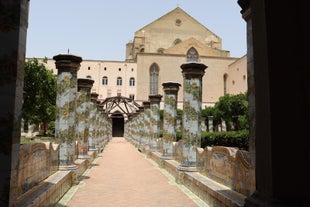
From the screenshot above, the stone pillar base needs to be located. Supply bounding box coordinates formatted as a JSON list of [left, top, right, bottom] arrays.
[[78, 154, 90, 159], [177, 165, 198, 172], [58, 164, 79, 185], [159, 156, 172, 168]]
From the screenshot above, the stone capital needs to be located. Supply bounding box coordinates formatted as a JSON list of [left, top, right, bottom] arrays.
[[181, 62, 207, 78], [138, 106, 145, 112], [53, 54, 82, 72], [162, 82, 181, 94], [149, 94, 163, 103], [237, 0, 251, 21], [90, 92, 99, 102], [78, 78, 95, 92], [142, 101, 151, 109]]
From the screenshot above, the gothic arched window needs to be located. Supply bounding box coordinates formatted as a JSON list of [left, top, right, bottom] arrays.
[[223, 74, 228, 95], [149, 63, 159, 95], [186, 47, 199, 62]]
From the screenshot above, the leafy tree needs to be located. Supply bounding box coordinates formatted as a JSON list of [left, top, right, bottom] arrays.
[[214, 93, 248, 130], [202, 106, 221, 129], [22, 57, 57, 136]]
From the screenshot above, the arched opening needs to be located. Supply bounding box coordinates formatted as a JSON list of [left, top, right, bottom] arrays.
[[111, 111, 124, 137]]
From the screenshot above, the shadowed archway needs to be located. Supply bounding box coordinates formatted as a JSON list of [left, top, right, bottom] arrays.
[[111, 111, 124, 137], [100, 95, 142, 137]]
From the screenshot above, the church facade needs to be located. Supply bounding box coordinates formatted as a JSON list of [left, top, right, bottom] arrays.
[[37, 7, 247, 109]]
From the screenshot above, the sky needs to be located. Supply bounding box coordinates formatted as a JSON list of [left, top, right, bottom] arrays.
[[26, 0, 246, 61]]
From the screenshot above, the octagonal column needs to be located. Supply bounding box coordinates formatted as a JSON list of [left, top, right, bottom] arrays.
[[207, 116, 214, 132], [76, 78, 94, 158], [88, 92, 99, 151], [149, 95, 162, 151], [95, 100, 101, 151], [137, 106, 145, 147], [142, 101, 151, 149], [180, 62, 207, 168], [53, 54, 82, 168], [162, 82, 181, 157]]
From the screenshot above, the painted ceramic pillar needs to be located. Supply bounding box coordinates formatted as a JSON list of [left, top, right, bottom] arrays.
[[142, 101, 151, 148], [138, 106, 145, 147], [149, 94, 162, 151], [53, 54, 82, 167], [162, 82, 181, 157], [208, 116, 214, 132], [97, 107, 104, 149], [95, 101, 101, 150], [88, 92, 99, 150], [180, 62, 207, 168], [76, 78, 94, 158]]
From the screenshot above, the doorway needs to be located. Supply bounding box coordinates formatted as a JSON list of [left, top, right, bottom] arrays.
[[111, 112, 124, 137]]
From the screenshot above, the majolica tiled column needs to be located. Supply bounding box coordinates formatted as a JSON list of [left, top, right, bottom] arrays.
[[97, 107, 104, 149], [95, 101, 101, 151], [76, 78, 94, 158], [54, 54, 82, 168], [180, 62, 207, 168], [207, 116, 214, 132], [137, 106, 145, 147], [88, 92, 99, 151], [162, 82, 181, 157], [149, 94, 162, 151], [142, 101, 151, 148], [149, 95, 162, 151]]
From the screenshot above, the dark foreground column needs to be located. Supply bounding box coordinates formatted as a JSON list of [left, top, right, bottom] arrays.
[[238, 0, 310, 206], [180, 62, 207, 169], [0, 1, 29, 205], [53, 54, 81, 169]]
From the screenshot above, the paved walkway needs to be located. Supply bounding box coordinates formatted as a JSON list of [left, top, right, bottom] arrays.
[[56, 137, 208, 207]]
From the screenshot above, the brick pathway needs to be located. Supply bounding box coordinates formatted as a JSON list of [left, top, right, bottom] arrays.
[[57, 137, 208, 207]]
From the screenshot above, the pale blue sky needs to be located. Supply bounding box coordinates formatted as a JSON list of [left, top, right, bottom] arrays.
[[26, 0, 246, 61]]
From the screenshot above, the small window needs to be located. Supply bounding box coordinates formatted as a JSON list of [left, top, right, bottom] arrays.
[[173, 38, 182, 45], [102, 76, 108, 85], [88, 67, 91, 70], [118, 68, 121, 71], [157, 48, 164, 54], [86, 75, 92, 79], [129, 77, 135, 86], [129, 94, 135, 100], [104, 67, 107, 71], [117, 77, 122, 86]]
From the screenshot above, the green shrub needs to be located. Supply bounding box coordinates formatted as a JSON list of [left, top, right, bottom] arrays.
[[201, 130, 249, 150]]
